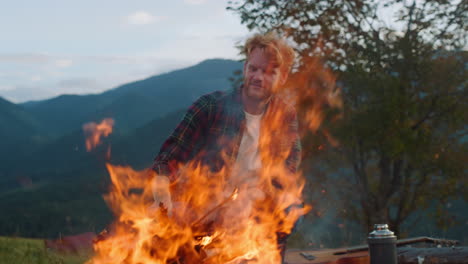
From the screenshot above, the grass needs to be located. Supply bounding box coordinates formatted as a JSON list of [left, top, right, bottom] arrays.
[[0, 236, 92, 264]]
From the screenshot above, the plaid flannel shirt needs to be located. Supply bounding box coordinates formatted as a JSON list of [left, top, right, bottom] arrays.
[[152, 87, 301, 182]]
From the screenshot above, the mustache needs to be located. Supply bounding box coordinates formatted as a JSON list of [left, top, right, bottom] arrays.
[[249, 80, 263, 87]]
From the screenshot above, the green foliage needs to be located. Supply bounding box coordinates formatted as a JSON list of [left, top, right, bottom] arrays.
[[228, 0, 468, 237], [0, 97, 49, 170], [0, 170, 112, 238], [0, 236, 90, 264]]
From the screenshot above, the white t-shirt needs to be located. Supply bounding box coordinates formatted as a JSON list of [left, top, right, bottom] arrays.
[[232, 111, 263, 180], [226, 111, 265, 202]]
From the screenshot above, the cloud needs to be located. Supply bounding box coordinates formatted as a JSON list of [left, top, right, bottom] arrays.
[[0, 51, 234, 103], [0, 53, 149, 66], [83, 55, 153, 65], [0, 54, 51, 64], [31, 75, 42, 82], [1, 77, 102, 103], [0, 85, 56, 103], [125, 11, 162, 25], [0, 54, 73, 69], [57, 78, 100, 92], [184, 0, 208, 5], [55, 59, 73, 68], [0, 85, 15, 91]]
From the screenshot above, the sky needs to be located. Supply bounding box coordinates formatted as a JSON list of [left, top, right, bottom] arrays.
[[0, 0, 249, 103]]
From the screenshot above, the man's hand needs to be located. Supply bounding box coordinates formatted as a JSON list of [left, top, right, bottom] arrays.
[[149, 175, 173, 217]]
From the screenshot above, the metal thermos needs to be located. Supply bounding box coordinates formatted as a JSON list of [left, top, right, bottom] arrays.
[[368, 224, 397, 264]]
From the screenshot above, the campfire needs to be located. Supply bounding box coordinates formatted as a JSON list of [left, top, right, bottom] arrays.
[[83, 59, 339, 264], [86, 130, 308, 263]]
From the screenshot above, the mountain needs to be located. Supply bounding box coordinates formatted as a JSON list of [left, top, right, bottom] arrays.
[[0, 109, 185, 238], [0, 97, 49, 172], [1, 108, 186, 191], [1, 58, 242, 189], [21, 59, 242, 138], [0, 59, 243, 238], [0, 96, 45, 142], [110, 109, 186, 169], [1, 58, 242, 184]]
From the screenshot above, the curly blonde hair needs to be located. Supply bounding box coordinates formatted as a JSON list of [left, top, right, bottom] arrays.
[[242, 32, 296, 74]]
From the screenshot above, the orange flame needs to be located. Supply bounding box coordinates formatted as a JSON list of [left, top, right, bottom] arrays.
[[87, 59, 340, 263], [287, 57, 342, 135], [83, 118, 115, 152], [89, 161, 309, 263]]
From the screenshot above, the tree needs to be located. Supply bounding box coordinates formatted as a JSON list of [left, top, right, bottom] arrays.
[[228, 0, 468, 236]]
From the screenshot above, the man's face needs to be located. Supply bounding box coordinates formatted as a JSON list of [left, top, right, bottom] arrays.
[[243, 48, 286, 102]]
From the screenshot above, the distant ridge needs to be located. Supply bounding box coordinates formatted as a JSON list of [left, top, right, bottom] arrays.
[[0, 96, 48, 169], [0, 59, 242, 237], [20, 59, 242, 137]]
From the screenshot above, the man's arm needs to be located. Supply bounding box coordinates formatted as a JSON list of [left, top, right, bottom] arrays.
[[152, 94, 215, 181], [150, 94, 215, 212]]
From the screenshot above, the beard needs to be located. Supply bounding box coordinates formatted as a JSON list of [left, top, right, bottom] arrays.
[[243, 79, 272, 102]]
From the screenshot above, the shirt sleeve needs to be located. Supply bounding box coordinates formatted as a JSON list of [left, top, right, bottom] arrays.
[[152, 94, 214, 182]]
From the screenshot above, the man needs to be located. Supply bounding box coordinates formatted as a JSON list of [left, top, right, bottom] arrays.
[[151, 32, 301, 262]]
